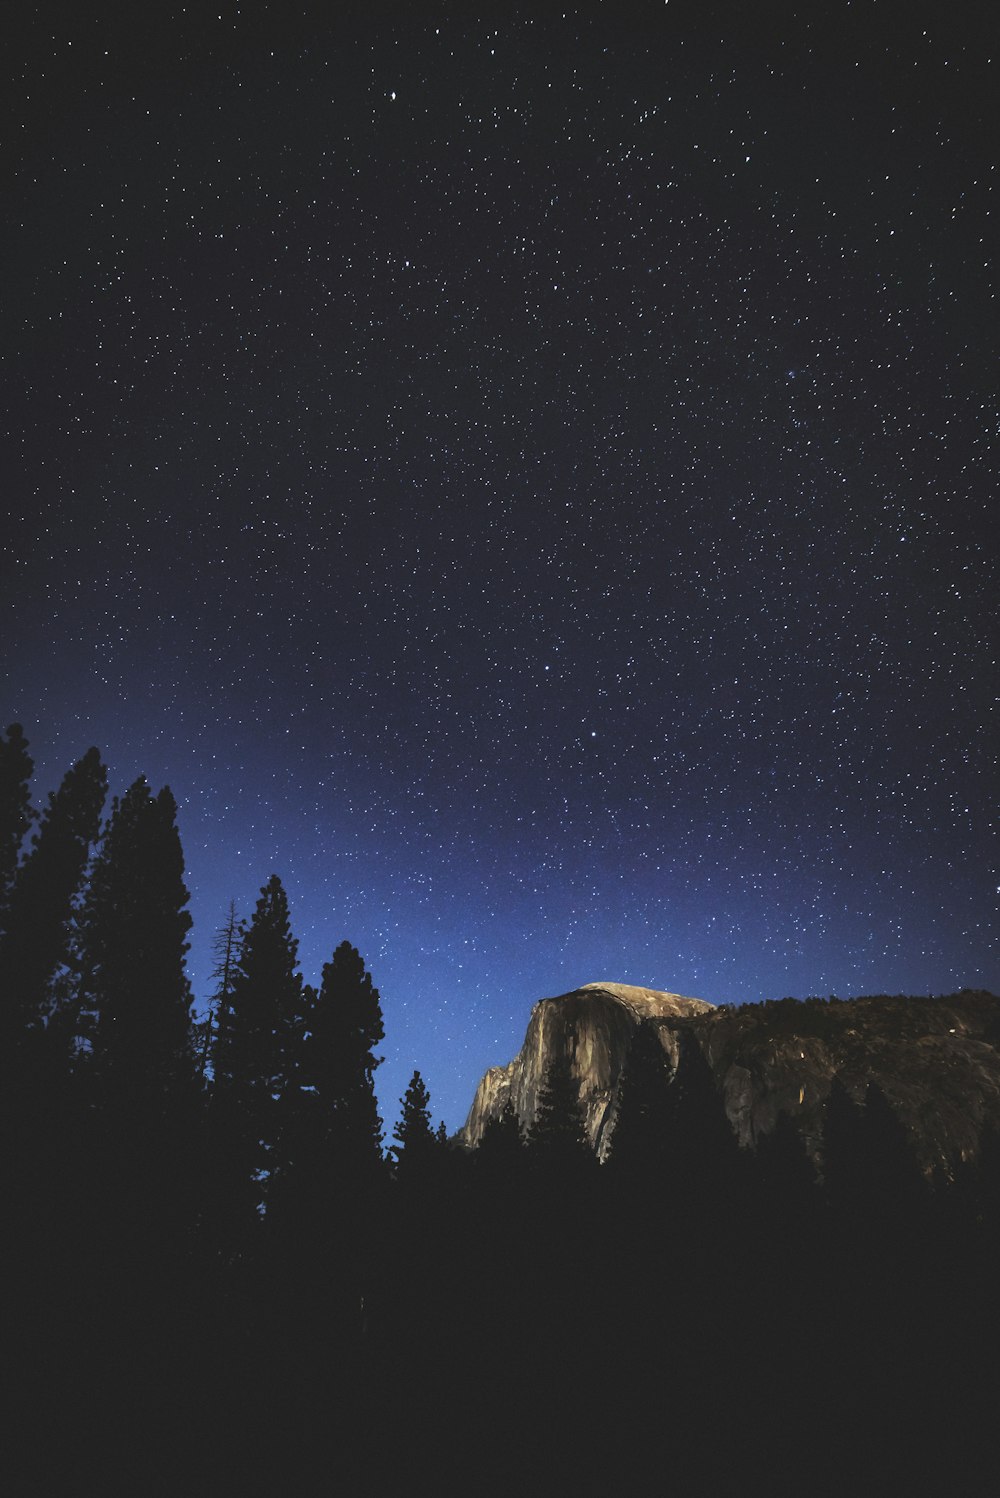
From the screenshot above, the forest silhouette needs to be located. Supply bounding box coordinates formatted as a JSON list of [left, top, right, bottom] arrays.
[[2, 724, 998, 1494]]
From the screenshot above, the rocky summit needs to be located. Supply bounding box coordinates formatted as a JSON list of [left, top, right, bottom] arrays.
[[461, 983, 1000, 1171], [460, 981, 714, 1157]]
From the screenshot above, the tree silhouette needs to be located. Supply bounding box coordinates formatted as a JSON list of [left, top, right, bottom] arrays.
[[36, 774, 202, 1330], [265, 939, 386, 1343], [211, 874, 307, 1222], [478, 1099, 523, 1163], [0, 723, 34, 924], [658, 1029, 744, 1219], [754, 1108, 817, 1219], [861, 1083, 926, 1215], [392, 1070, 437, 1180], [77, 779, 196, 1103], [303, 939, 385, 1179], [200, 901, 243, 1079], [824, 1078, 924, 1222], [528, 1048, 590, 1163], [0, 745, 107, 1326], [607, 1020, 674, 1174], [0, 746, 107, 1057], [263, 938, 385, 1254], [821, 1076, 869, 1217]]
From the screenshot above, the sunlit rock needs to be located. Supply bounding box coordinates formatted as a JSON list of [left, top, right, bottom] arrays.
[[461, 984, 1000, 1172], [460, 981, 712, 1157]]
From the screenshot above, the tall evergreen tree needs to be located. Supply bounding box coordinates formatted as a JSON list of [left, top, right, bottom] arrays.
[[821, 1076, 868, 1217], [475, 1100, 525, 1203], [200, 900, 243, 1079], [265, 940, 386, 1337], [823, 1078, 924, 1221], [303, 939, 385, 1177], [478, 1099, 523, 1163], [608, 1020, 674, 1174], [392, 1070, 437, 1180], [658, 1029, 744, 1215], [754, 1108, 817, 1218], [0, 723, 34, 924], [527, 1048, 590, 1163], [859, 1083, 926, 1217], [1, 745, 105, 1297], [0, 746, 107, 1054], [211, 874, 307, 1212], [55, 777, 203, 1310], [78, 779, 195, 1103]]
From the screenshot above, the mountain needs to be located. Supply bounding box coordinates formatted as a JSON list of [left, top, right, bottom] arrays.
[[460, 982, 1000, 1170], [460, 981, 713, 1156]]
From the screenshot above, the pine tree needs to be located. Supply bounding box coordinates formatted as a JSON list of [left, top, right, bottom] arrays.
[[821, 1076, 868, 1217], [754, 1108, 817, 1218], [658, 1029, 744, 1218], [393, 1070, 436, 1180], [200, 900, 242, 1078], [478, 1099, 523, 1161], [59, 778, 202, 1294], [476, 1100, 525, 1199], [0, 746, 107, 1054], [0, 745, 105, 1297], [0, 723, 34, 924], [608, 1020, 674, 1174], [211, 874, 307, 1216], [823, 1078, 924, 1221], [860, 1083, 926, 1217], [266, 940, 386, 1332], [528, 1048, 590, 1162], [304, 939, 385, 1178], [78, 779, 196, 1104]]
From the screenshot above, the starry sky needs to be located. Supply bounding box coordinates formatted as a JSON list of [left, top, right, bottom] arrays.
[[3, 1, 997, 1131]]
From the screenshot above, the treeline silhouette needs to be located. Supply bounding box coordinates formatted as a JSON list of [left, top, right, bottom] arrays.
[[2, 725, 998, 1494]]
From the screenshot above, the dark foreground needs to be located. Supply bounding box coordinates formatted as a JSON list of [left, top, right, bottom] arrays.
[[6, 1159, 999, 1498]]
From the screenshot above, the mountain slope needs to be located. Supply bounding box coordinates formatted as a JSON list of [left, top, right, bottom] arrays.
[[460, 981, 713, 1155], [461, 984, 1000, 1170]]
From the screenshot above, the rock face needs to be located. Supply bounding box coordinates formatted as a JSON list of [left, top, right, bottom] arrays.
[[701, 989, 1000, 1171], [460, 981, 714, 1157], [460, 984, 1000, 1171]]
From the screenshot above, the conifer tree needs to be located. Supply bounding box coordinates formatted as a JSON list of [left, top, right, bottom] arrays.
[[608, 1020, 674, 1174], [528, 1048, 590, 1162], [821, 1076, 868, 1216], [658, 1029, 744, 1215], [304, 939, 385, 1178], [266, 940, 386, 1327], [823, 1078, 924, 1220], [61, 778, 201, 1285], [393, 1070, 436, 1180], [476, 1101, 525, 1200], [0, 723, 34, 923], [200, 900, 242, 1078], [211, 875, 307, 1213], [860, 1083, 926, 1216], [754, 1108, 817, 1218], [78, 779, 196, 1104], [479, 1099, 523, 1161], [0, 746, 107, 1054]]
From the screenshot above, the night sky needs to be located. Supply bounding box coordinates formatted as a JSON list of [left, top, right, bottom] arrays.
[[3, 2, 997, 1131]]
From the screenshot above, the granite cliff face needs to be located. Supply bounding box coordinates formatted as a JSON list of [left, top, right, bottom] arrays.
[[701, 989, 1000, 1171], [461, 983, 1000, 1171], [461, 981, 714, 1156]]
